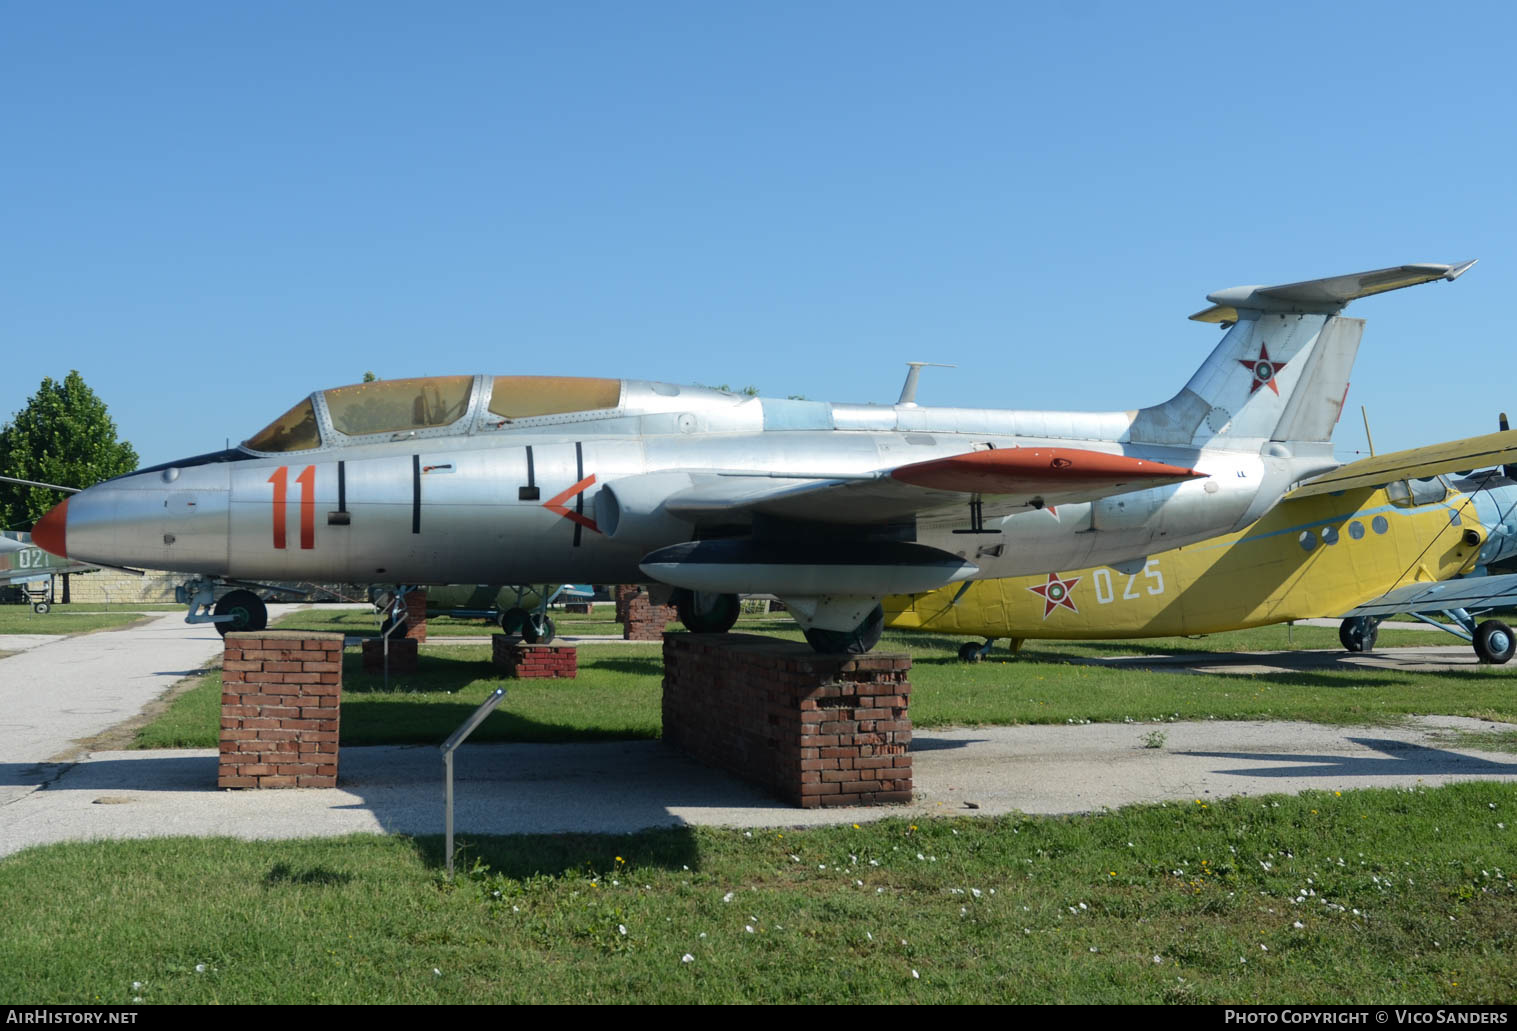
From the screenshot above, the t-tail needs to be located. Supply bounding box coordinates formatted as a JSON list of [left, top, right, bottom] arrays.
[[1129, 261, 1476, 450]]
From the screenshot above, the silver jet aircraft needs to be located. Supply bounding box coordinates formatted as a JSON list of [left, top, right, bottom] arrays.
[[31, 261, 1474, 651]]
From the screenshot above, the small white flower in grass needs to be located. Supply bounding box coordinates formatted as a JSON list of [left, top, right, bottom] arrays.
[[789, 854, 800, 863], [131, 982, 142, 990], [699, 933, 707, 938], [911, 969, 919, 980], [1152, 955, 1163, 964], [960, 907, 967, 916], [856, 880, 864, 887], [194, 964, 207, 974], [618, 925, 627, 936], [722, 891, 734, 903], [869, 859, 879, 866], [432, 968, 441, 977], [682, 954, 695, 964], [1089, 947, 1098, 953], [866, 932, 873, 941], [970, 888, 982, 898], [745, 925, 755, 934], [1260, 944, 1268, 951], [132, 998, 142, 1004], [818, 864, 826, 870], [917, 853, 926, 861], [1293, 921, 1304, 930], [744, 831, 753, 838]]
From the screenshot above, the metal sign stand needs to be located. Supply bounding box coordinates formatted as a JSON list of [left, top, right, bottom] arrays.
[[440, 687, 507, 880]]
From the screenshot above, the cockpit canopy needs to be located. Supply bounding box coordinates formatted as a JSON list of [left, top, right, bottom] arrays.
[[242, 375, 624, 453]]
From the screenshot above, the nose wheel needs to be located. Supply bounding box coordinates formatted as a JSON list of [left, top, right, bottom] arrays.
[[1474, 619, 1515, 664], [212, 589, 268, 636], [1338, 616, 1379, 653]]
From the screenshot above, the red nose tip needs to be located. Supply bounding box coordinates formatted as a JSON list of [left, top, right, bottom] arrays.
[[32, 499, 67, 558]]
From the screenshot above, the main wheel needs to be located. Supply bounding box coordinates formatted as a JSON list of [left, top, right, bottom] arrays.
[[213, 589, 267, 637], [1473, 619, 1515, 664], [522, 612, 556, 643], [958, 640, 985, 663], [802, 604, 885, 654], [1338, 616, 1378, 653], [675, 590, 741, 634], [32, 601, 51, 615]]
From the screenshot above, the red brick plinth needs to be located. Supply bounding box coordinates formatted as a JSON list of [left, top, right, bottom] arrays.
[[662, 633, 912, 808], [622, 589, 677, 640], [362, 636, 419, 673], [492, 635, 578, 677], [402, 588, 427, 642], [219, 631, 342, 789]]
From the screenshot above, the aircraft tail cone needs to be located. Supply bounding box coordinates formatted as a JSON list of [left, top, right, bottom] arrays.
[[32, 499, 67, 558]]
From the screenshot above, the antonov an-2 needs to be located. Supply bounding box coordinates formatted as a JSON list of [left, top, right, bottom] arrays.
[[30, 261, 1474, 652]]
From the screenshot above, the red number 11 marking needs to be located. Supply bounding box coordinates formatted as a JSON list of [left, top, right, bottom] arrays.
[[268, 465, 316, 550]]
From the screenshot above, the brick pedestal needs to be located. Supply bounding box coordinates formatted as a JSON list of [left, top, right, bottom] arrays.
[[662, 633, 911, 808], [623, 589, 678, 640], [492, 635, 578, 678], [362, 636, 419, 673], [219, 631, 342, 789], [402, 588, 427, 641]]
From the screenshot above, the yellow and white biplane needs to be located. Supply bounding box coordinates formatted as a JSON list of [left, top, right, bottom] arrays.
[[884, 431, 1517, 663]]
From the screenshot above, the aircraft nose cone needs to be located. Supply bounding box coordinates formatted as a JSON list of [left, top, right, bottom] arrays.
[[32, 498, 67, 558]]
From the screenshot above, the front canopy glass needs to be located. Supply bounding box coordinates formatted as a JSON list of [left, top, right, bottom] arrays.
[[243, 398, 321, 453], [324, 376, 474, 437]]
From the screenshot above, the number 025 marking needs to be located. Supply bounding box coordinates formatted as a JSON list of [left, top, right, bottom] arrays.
[[1092, 559, 1165, 604], [268, 465, 316, 550]]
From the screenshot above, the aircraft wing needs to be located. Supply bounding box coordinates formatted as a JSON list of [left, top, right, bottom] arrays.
[[659, 447, 1205, 527], [1339, 573, 1517, 619], [1286, 430, 1517, 500]]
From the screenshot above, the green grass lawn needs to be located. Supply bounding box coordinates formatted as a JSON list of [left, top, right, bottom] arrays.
[[134, 623, 1517, 750], [0, 604, 157, 636], [1, 782, 1512, 1004], [271, 605, 793, 639]]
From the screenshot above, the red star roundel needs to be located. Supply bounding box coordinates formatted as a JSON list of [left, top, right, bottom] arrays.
[[1238, 343, 1287, 395], [1028, 572, 1081, 619]]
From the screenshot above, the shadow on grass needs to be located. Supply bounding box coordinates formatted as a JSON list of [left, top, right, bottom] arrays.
[[404, 826, 703, 878], [264, 863, 355, 887]]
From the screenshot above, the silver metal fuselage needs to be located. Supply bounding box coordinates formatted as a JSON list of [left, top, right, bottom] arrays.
[[58, 377, 1314, 589]]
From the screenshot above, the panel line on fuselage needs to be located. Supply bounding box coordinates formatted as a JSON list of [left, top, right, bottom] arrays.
[[411, 454, 421, 535]]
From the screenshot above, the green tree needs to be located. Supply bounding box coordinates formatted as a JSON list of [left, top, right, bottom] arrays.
[[0, 371, 139, 529]]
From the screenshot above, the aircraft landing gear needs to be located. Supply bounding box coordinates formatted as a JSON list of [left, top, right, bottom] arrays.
[[1339, 616, 1379, 653], [801, 604, 885, 654], [958, 639, 996, 663], [32, 600, 50, 615], [522, 611, 556, 643], [1473, 619, 1516, 664], [212, 589, 268, 637], [674, 590, 741, 634]]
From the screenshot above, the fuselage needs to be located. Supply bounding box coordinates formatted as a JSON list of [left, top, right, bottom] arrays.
[[883, 477, 1517, 640], [37, 375, 1320, 591]]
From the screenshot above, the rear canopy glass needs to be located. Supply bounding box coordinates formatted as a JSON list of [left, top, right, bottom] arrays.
[[488, 376, 621, 420], [244, 398, 321, 453], [324, 376, 474, 436]]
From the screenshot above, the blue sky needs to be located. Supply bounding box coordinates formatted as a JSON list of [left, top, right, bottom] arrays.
[[3, 1, 1513, 469]]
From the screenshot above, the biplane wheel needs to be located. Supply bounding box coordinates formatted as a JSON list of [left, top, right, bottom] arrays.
[[500, 606, 529, 634], [802, 604, 884, 654], [674, 590, 740, 634], [213, 589, 267, 637], [1338, 616, 1378, 653], [1473, 620, 1515, 664], [32, 601, 50, 615], [958, 641, 986, 663], [522, 612, 555, 643]]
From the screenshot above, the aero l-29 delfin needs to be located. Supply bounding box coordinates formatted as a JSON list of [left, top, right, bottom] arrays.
[[31, 261, 1474, 652]]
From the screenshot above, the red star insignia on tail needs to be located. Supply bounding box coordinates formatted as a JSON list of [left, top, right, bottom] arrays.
[[1238, 344, 1287, 395], [1028, 572, 1081, 619]]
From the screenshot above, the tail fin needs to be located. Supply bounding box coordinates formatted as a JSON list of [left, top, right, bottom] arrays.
[[1129, 261, 1474, 449]]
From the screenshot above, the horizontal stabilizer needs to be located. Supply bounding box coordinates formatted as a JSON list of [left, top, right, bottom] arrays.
[[1340, 572, 1517, 620], [1190, 260, 1476, 323], [1287, 429, 1517, 499]]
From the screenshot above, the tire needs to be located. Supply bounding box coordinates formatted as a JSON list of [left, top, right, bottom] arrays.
[[675, 590, 741, 634], [500, 606, 529, 634], [802, 604, 885, 654], [1338, 616, 1378, 653], [32, 601, 51, 615], [1473, 619, 1516, 664], [522, 612, 556, 644], [213, 589, 267, 637], [958, 640, 985, 663]]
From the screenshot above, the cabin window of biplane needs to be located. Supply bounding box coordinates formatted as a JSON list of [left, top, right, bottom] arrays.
[[485, 376, 621, 423], [1385, 476, 1449, 509], [323, 376, 474, 437], [243, 398, 322, 453]]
